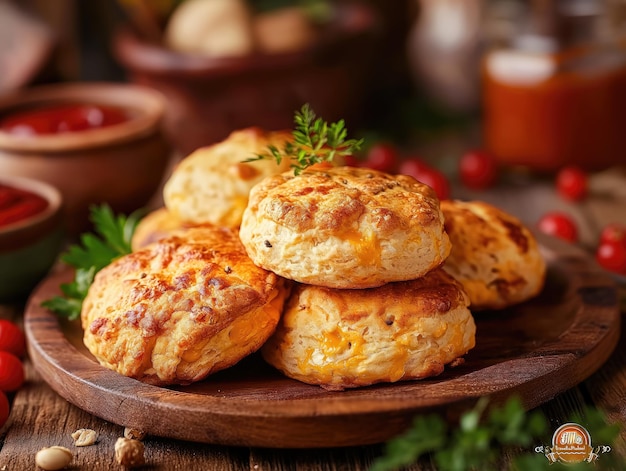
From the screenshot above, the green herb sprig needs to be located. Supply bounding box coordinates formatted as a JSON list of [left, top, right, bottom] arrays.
[[41, 204, 143, 320], [370, 396, 623, 471], [245, 103, 364, 175]]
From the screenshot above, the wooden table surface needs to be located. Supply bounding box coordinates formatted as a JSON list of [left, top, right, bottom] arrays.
[[1, 167, 625, 470]]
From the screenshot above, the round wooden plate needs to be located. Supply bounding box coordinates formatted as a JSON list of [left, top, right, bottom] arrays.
[[24, 233, 621, 449]]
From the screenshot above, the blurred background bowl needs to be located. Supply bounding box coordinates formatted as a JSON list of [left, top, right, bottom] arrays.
[[0, 175, 64, 302], [0, 81, 171, 234], [112, 1, 378, 156]]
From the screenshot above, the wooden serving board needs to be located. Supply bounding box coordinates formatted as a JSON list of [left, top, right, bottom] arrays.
[[24, 233, 621, 449]]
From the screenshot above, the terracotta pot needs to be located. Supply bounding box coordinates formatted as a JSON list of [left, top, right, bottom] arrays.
[[0, 82, 171, 234]]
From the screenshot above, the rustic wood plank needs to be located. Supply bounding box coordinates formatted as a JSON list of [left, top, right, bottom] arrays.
[[584, 308, 626, 457], [0, 359, 252, 470]]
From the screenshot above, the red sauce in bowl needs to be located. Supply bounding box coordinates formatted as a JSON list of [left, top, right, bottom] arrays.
[[0, 184, 49, 227], [0, 104, 129, 136]]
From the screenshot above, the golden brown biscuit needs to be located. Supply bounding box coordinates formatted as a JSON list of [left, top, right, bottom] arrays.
[[163, 127, 293, 228], [81, 225, 289, 386], [262, 268, 475, 390], [441, 199, 546, 310], [240, 166, 451, 288], [131, 207, 188, 251]]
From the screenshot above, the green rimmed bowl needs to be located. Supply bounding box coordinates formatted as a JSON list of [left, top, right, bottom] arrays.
[[0, 175, 64, 302]]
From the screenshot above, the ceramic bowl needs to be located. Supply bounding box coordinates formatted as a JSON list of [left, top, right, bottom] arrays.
[[112, 2, 377, 156], [0, 175, 64, 302], [0, 82, 171, 234]]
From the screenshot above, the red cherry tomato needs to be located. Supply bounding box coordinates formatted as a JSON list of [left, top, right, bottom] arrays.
[[362, 142, 398, 172], [596, 241, 626, 274], [599, 223, 626, 247], [342, 154, 361, 168], [398, 157, 430, 177], [0, 391, 9, 429], [399, 158, 450, 200], [537, 212, 578, 243], [0, 351, 24, 392], [0, 320, 26, 358], [556, 166, 588, 201], [459, 149, 498, 190]]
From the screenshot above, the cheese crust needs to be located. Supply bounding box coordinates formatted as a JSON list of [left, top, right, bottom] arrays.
[[82, 226, 289, 385], [441, 199, 546, 310], [163, 127, 293, 228], [262, 268, 475, 390], [240, 166, 451, 288]]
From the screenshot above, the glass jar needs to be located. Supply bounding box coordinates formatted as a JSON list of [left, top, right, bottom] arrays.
[[482, 0, 626, 172]]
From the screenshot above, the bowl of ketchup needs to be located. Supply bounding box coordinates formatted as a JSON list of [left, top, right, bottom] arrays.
[[0, 82, 171, 234], [0, 175, 64, 302]]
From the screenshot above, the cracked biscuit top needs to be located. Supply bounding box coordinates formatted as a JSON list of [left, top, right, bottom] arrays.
[[81, 225, 288, 386], [441, 199, 546, 310], [163, 127, 293, 228], [240, 166, 451, 288]]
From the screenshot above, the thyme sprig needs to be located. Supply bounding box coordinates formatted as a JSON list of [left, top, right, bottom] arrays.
[[245, 103, 364, 175]]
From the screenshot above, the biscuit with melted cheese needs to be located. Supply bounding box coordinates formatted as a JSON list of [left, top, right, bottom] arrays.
[[131, 207, 188, 251], [441, 199, 546, 310], [81, 225, 289, 386], [163, 127, 293, 228], [261, 268, 475, 390], [239, 166, 451, 288]]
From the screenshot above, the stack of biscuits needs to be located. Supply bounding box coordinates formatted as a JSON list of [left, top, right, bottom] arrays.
[[80, 127, 546, 390], [239, 165, 476, 390]]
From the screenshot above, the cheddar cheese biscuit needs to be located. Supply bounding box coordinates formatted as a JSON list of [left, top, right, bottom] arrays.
[[240, 166, 451, 288], [82, 226, 289, 386], [131, 207, 188, 251], [441, 199, 546, 310], [163, 127, 293, 228], [261, 268, 475, 390]]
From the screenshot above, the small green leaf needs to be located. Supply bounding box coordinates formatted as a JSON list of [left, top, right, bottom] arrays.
[[40, 296, 82, 321], [369, 415, 446, 471]]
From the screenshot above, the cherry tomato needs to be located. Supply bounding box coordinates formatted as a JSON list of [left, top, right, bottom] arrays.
[[362, 142, 398, 172], [0, 391, 9, 429], [342, 154, 361, 168], [399, 158, 450, 200], [556, 166, 588, 201], [459, 149, 498, 190], [596, 241, 626, 274], [599, 223, 626, 247], [537, 212, 578, 243], [0, 320, 26, 358], [398, 157, 430, 177], [0, 352, 24, 392]]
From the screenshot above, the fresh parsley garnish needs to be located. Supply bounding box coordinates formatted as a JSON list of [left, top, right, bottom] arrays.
[[245, 103, 364, 175], [41, 204, 143, 320], [370, 396, 622, 471]]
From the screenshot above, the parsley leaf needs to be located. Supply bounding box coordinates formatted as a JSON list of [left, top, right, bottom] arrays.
[[244, 103, 364, 175], [370, 415, 446, 471], [41, 204, 143, 320]]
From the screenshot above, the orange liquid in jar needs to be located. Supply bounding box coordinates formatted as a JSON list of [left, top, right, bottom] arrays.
[[483, 44, 626, 172]]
